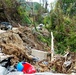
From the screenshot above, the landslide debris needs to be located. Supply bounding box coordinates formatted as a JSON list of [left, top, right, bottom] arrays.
[[0, 26, 76, 74], [0, 26, 49, 65]]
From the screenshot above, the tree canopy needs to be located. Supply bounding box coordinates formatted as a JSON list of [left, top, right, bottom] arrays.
[[42, 0, 76, 54]]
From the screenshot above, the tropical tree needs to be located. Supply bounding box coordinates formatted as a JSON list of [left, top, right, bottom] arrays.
[[0, 0, 31, 25], [42, 0, 76, 54]]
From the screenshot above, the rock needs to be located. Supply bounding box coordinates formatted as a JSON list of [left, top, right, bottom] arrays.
[[31, 49, 48, 60]]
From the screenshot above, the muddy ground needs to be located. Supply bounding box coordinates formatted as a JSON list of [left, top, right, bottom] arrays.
[[0, 26, 76, 74]]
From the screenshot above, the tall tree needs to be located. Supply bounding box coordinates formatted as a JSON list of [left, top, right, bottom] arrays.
[[0, 0, 31, 25], [43, 0, 76, 53]]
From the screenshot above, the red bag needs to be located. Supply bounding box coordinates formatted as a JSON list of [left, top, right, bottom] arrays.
[[22, 62, 36, 74]]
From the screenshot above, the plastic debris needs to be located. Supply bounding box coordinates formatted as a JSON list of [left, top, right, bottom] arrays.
[[16, 62, 24, 71], [16, 62, 36, 74], [63, 61, 72, 68], [0, 66, 8, 75], [7, 72, 24, 75]]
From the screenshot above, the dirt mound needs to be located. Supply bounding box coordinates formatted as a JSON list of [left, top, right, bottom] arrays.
[[0, 26, 76, 73], [0, 31, 27, 64], [0, 26, 49, 65], [17, 26, 47, 50]]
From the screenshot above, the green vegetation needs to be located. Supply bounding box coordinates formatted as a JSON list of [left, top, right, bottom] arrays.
[[42, 0, 76, 54], [0, 0, 76, 54]]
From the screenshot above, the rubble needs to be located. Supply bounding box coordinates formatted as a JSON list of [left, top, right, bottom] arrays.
[[31, 49, 48, 60], [0, 26, 76, 75], [0, 66, 8, 75], [7, 72, 24, 75], [0, 30, 6, 33]]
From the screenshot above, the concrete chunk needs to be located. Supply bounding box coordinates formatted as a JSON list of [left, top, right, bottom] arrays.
[[31, 49, 48, 60]]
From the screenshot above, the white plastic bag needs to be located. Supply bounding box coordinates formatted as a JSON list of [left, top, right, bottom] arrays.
[[0, 66, 8, 75]]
